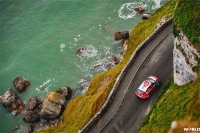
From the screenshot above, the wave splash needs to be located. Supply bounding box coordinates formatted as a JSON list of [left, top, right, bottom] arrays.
[[76, 45, 97, 58], [35, 79, 51, 94], [118, 2, 147, 19], [118, 0, 164, 19]]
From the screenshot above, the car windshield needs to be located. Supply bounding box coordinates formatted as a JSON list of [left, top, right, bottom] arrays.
[[147, 78, 155, 83], [137, 89, 144, 94]]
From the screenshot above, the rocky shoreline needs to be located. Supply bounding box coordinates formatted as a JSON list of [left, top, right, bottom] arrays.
[[0, 76, 72, 133]]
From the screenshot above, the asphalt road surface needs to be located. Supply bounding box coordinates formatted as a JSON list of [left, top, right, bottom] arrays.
[[85, 22, 173, 133]]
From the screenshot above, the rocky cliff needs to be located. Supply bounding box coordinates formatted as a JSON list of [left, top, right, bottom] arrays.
[[173, 0, 200, 86], [173, 31, 200, 85]]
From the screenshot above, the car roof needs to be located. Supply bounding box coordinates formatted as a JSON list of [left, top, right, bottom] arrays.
[[138, 80, 151, 92]]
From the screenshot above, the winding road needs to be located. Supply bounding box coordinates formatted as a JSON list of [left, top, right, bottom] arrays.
[[84, 22, 173, 133]]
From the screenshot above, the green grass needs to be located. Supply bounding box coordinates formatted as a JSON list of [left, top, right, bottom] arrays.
[[36, 1, 176, 133], [173, 0, 200, 50], [139, 77, 200, 133]]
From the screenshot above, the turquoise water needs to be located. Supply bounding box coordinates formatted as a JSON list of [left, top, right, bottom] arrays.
[[0, 0, 167, 132]]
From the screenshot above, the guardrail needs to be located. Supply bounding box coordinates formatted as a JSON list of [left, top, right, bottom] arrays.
[[79, 18, 173, 133]]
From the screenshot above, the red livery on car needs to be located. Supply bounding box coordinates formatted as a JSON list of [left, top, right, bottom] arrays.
[[135, 76, 160, 99]]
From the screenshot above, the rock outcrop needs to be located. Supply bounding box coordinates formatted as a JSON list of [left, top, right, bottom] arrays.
[[40, 92, 65, 120], [76, 46, 87, 56], [1, 76, 73, 132], [173, 31, 200, 85], [0, 89, 24, 116], [26, 96, 42, 111], [56, 86, 72, 100], [13, 76, 30, 93], [22, 96, 43, 123], [22, 110, 40, 123], [142, 13, 152, 20], [114, 31, 129, 41], [133, 7, 145, 13]]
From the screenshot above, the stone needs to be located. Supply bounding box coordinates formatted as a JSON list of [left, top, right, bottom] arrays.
[[0, 89, 24, 115], [114, 31, 129, 41], [40, 92, 65, 120], [13, 76, 30, 93], [112, 56, 120, 64], [142, 13, 152, 20], [56, 86, 73, 100], [15, 105, 24, 116], [22, 110, 40, 123], [133, 7, 145, 13], [76, 47, 87, 56], [27, 97, 42, 111], [114, 32, 122, 40]]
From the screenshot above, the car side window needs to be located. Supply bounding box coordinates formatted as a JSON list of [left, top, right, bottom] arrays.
[[147, 85, 152, 91]]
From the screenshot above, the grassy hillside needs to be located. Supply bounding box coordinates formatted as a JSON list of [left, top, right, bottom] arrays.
[[36, 1, 176, 133]]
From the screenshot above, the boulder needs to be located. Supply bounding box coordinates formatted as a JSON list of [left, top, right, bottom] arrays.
[[56, 86, 72, 100], [142, 13, 152, 20], [40, 92, 65, 120], [112, 56, 120, 64], [114, 31, 129, 41], [76, 47, 87, 56], [27, 97, 42, 111], [13, 76, 30, 93], [22, 110, 40, 123], [0, 89, 24, 115], [114, 32, 122, 40], [133, 7, 145, 13]]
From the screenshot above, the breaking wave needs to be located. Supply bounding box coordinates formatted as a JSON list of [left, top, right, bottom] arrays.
[[151, 0, 162, 10], [76, 45, 97, 58], [35, 79, 51, 94], [118, 0, 164, 19], [118, 2, 147, 19]]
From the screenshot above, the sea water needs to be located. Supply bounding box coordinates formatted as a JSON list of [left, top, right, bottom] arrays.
[[0, 0, 167, 132]]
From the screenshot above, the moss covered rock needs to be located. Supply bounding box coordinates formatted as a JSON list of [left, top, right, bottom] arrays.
[[40, 92, 65, 120]]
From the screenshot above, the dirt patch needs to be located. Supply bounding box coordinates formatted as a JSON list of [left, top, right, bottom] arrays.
[[97, 76, 112, 92]]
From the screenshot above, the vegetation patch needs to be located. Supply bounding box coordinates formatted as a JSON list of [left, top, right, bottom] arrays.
[[36, 1, 176, 133], [172, 24, 180, 38], [173, 0, 200, 50], [139, 77, 200, 133]]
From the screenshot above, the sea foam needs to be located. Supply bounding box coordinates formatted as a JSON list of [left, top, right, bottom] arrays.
[[118, 2, 147, 19], [36, 79, 51, 93]]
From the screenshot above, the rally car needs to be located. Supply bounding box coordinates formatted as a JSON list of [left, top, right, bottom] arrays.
[[135, 76, 160, 99]]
